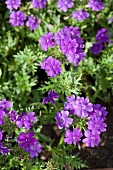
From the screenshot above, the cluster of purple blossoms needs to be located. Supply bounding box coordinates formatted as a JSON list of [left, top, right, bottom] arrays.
[[54, 26, 86, 66], [26, 15, 38, 30], [17, 131, 42, 158], [72, 10, 89, 21], [16, 112, 37, 130], [5, 0, 21, 10], [0, 98, 42, 157], [38, 27, 86, 66], [88, 0, 104, 11], [64, 95, 93, 118], [90, 42, 103, 55], [0, 98, 12, 125], [83, 104, 107, 147], [55, 94, 108, 147], [57, 0, 74, 12], [90, 28, 109, 55], [64, 128, 82, 145], [42, 90, 59, 104], [39, 32, 55, 51], [55, 110, 73, 129], [96, 28, 109, 43], [9, 11, 26, 27], [31, 0, 47, 9], [40, 56, 62, 77]]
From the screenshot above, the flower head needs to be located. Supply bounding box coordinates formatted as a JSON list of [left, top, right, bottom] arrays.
[[54, 26, 85, 66], [57, 0, 74, 12], [42, 90, 59, 104], [83, 130, 100, 147], [55, 110, 73, 129], [39, 32, 55, 51], [9, 11, 26, 26], [96, 28, 109, 43], [72, 10, 89, 21], [5, 0, 21, 10], [88, 0, 104, 11], [16, 112, 37, 130], [31, 0, 47, 9], [17, 131, 42, 158], [64, 128, 82, 145], [26, 15, 38, 30], [90, 42, 103, 55], [17, 131, 37, 148], [40, 56, 62, 77]]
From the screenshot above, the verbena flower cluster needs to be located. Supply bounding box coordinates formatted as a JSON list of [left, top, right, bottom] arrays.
[[17, 131, 42, 158], [38, 32, 55, 51], [55, 95, 108, 147], [40, 56, 62, 77], [42, 90, 59, 104], [0, 98, 42, 158], [5, 0, 39, 30], [39, 26, 86, 68], [57, 0, 74, 12], [88, 0, 104, 11], [90, 28, 109, 54], [5, 0, 21, 10], [31, 0, 47, 9], [72, 10, 89, 21]]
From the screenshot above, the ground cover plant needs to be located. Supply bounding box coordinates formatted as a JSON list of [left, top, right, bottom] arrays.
[[0, 0, 113, 169]]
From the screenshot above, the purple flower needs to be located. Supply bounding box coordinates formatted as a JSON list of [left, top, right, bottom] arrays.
[[39, 32, 55, 51], [55, 110, 73, 129], [17, 131, 42, 158], [40, 56, 62, 77], [83, 130, 100, 147], [74, 97, 93, 118], [88, 0, 104, 11], [0, 98, 13, 125], [42, 90, 59, 104], [64, 94, 76, 114], [64, 128, 82, 145], [0, 98, 12, 111], [16, 112, 37, 130], [96, 28, 109, 43], [5, 0, 21, 10], [17, 131, 37, 148], [64, 95, 93, 118], [26, 142, 42, 158], [9, 11, 26, 27], [90, 42, 103, 54], [26, 16, 38, 30], [88, 117, 107, 134], [0, 142, 9, 155], [89, 104, 108, 121], [31, 0, 47, 9], [57, 0, 74, 12], [72, 10, 89, 21], [54, 26, 85, 66], [8, 110, 19, 123]]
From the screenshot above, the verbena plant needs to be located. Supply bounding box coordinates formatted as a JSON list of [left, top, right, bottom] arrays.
[[0, 0, 113, 169]]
